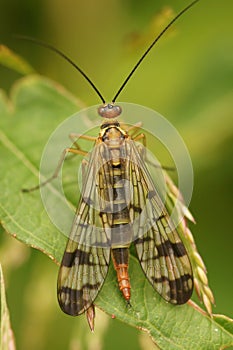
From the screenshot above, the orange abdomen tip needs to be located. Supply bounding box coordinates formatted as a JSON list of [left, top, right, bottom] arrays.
[[115, 263, 131, 300]]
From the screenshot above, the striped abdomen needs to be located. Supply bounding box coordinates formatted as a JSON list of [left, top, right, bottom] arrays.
[[100, 125, 132, 301], [111, 247, 131, 301]]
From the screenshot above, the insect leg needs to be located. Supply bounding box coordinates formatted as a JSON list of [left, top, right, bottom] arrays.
[[22, 146, 87, 192], [132, 132, 147, 161], [134, 133, 174, 172], [124, 122, 143, 138], [69, 133, 96, 152], [132, 132, 146, 147]]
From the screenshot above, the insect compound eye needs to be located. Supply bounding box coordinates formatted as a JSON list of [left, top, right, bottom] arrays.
[[98, 103, 122, 119]]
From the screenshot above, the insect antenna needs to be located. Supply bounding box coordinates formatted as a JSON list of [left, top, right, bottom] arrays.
[[15, 35, 106, 104], [16, 0, 200, 105], [111, 0, 200, 103]]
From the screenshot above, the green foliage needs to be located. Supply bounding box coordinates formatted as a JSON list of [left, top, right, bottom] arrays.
[[0, 75, 82, 263]]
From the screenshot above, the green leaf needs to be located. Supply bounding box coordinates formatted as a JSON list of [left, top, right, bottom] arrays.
[[213, 315, 233, 337], [97, 256, 233, 350], [0, 75, 84, 262], [1, 75, 233, 349], [0, 263, 16, 350], [0, 45, 35, 75]]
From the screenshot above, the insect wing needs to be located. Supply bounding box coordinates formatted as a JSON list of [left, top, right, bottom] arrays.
[[57, 143, 111, 315], [127, 139, 193, 304]]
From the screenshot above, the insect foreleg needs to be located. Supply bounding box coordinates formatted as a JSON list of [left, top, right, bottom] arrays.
[[69, 132, 96, 152], [124, 121, 142, 136], [133, 132, 146, 146]]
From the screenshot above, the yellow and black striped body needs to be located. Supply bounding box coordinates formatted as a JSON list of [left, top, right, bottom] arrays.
[[98, 121, 132, 301]]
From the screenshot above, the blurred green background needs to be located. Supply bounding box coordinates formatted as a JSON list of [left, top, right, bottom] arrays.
[[0, 0, 233, 349]]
